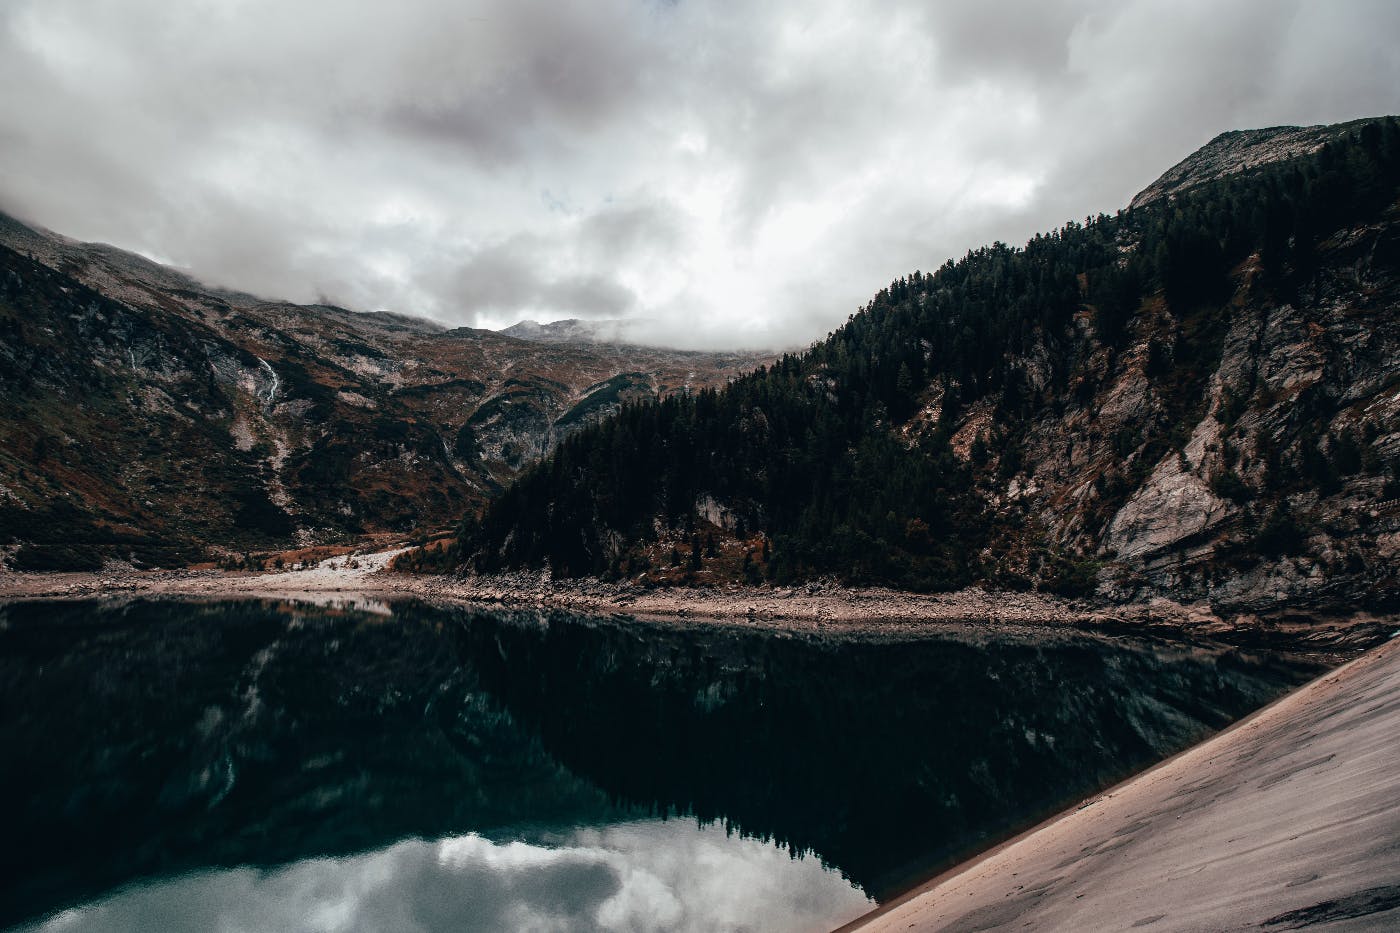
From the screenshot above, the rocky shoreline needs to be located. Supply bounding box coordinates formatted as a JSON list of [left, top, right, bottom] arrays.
[[1, 553, 1393, 657]]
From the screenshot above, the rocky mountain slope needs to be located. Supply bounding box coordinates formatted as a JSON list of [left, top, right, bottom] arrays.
[[1128, 118, 1379, 209], [464, 117, 1400, 613], [0, 215, 769, 568]]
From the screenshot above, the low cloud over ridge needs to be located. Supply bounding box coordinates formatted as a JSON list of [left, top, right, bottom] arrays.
[[1, 0, 1397, 349]]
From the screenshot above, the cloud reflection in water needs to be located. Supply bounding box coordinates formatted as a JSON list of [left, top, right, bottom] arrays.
[[28, 819, 871, 933]]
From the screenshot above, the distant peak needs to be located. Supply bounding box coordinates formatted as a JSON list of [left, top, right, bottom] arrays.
[[500, 318, 627, 345]]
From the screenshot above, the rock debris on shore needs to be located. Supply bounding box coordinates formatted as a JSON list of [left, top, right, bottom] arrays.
[[0, 553, 1392, 655]]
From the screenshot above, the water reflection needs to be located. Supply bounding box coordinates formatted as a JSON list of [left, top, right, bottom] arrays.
[[26, 820, 867, 933], [456, 608, 1320, 898], [0, 599, 1319, 931]]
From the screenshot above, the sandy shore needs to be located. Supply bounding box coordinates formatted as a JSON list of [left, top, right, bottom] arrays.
[[0, 552, 1395, 652], [0, 551, 1392, 654], [841, 635, 1400, 932]]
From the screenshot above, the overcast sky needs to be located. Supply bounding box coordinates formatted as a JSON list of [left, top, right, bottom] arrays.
[[1, 0, 1397, 349]]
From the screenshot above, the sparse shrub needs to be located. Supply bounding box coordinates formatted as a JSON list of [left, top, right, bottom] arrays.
[[12, 543, 103, 572], [1254, 506, 1305, 557], [1210, 470, 1252, 503], [1217, 386, 1249, 428], [742, 551, 762, 585], [1042, 554, 1101, 597], [1330, 431, 1363, 477], [1145, 337, 1172, 379]]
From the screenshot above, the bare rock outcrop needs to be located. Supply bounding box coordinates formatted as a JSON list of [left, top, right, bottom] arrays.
[[1129, 120, 1375, 209], [1106, 451, 1231, 561]]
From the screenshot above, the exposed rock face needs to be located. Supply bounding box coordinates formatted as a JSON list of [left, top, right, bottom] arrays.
[[1105, 455, 1231, 561], [695, 494, 739, 531], [870, 118, 1400, 613], [944, 207, 1400, 612], [0, 215, 769, 565]]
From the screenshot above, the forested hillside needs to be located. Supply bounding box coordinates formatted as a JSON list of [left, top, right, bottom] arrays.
[[462, 118, 1400, 610]]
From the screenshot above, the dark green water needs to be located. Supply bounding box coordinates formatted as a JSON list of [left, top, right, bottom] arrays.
[[0, 599, 1319, 932]]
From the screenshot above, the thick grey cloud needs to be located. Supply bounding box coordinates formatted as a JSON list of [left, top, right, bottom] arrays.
[[0, 0, 1396, 349], [439, 234, 641, 321]]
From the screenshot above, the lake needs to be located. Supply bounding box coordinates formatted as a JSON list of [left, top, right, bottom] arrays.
[[0, 599, 1320, 932]]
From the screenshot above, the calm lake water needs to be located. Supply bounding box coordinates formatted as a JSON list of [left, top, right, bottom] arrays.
[[0, 599, 1319, 932]]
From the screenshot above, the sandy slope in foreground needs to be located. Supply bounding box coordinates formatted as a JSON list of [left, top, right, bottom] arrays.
[[843, 637, 1400, 933]]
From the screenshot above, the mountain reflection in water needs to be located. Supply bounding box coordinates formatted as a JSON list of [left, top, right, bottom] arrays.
[[0, 599, 1319, 931]]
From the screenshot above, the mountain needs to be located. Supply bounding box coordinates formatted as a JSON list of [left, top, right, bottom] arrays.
[[499, 318, 631, 345], [463, 117, 1400, 613], [0, 217, 770, 569]]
